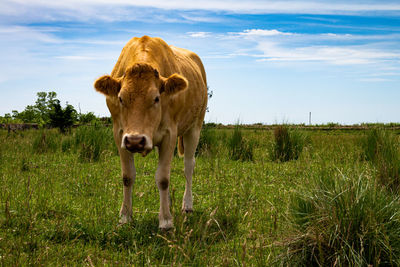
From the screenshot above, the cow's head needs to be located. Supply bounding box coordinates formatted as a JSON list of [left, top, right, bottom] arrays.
[[94, 63, 188, 155]]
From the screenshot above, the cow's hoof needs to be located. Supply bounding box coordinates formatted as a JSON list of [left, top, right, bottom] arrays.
[[159, 219, 174, 230], [119, 214, 132, 225], [182, 208, 193, 213], [182, 202, 193, 213]]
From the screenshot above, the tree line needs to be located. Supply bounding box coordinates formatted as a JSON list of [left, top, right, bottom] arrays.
[[0, 91, 111, 132]]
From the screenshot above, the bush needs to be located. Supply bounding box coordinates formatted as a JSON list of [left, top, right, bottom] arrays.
[[269, 125, 307, 162], [228, 125, 254, 161], [283, 170, 400, 266], [196, 126, 218, 156], [49, 100, 77, 133], [78, 112, 97, 124], [362, 128, 400, 192], [32, 130, 60, 153]]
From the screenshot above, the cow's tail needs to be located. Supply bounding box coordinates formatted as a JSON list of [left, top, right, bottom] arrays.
[[177, 136, 184, 157]]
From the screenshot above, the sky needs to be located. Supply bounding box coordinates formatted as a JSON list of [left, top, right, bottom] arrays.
[[0, 0, 399, 125]]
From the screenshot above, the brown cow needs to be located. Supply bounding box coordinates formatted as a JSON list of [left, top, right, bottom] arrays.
[[94, 36, 207, 229]]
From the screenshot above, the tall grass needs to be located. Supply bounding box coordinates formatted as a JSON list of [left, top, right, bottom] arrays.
[[74, 126, 115, 162], [32, 130, 60, 153], [362, 128, 400, 191], [31, 126, 115, 161], [228, 125, 254, 161], [196, 126, 218, 156], [269, 125, 307, 162], [3, 127, 399, 265], [283, 169, 400, 266]]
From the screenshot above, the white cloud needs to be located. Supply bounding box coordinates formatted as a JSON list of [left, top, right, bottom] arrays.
[[55, 55, 98, 61], [236, 29, 292, 37], [0, 26, 61, 43], [187, 32, 211, 38], [1, 0, 400, 24], [256, 42, 400, 65], [7, 0, 398, 14], [180, 14, 222, 23], [223, 28, 400, 68], [359, 77, 392, 82]]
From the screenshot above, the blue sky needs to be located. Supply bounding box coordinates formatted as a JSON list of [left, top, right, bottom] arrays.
[[0, 0, 399, 124]]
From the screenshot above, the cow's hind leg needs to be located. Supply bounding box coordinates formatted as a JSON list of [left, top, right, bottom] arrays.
[[182, 127, 200, 213]]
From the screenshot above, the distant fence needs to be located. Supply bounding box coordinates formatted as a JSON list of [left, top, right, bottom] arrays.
[[212, 124, 400, 131], [1, 123, 400, 132], [0, 123, 39, 132], [0, 123, 112, 132]]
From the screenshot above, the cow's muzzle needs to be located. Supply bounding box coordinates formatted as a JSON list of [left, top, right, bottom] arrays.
[[122, 134, 151, 155]]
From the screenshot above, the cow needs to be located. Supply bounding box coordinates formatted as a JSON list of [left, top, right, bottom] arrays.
[[94, 36, 208, 229]]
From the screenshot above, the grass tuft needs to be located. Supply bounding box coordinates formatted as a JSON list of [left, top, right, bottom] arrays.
[[196, 125, 218, 156], [74, 126, 114, 162], [269, 125, 307, 162], [61, 135, 75, 152], [362, 128, 400, 191], [228, 125, 254, 161], [283, 169, 400, 266], [32, 130, 60, 153]]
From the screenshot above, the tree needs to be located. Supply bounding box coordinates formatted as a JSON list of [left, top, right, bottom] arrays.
[[13, 105, 39, 123], [35, 91, 57, 123], [2, 113, 12, 123], [48, 100, 77, 133], [9, 92, 59, 124], [78, 112, 97, 124]]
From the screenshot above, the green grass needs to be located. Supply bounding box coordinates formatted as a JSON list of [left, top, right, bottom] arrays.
[[0, 127, 399, 265], [32, 129, 60, 153], [362, 128, 400, 192], [196, 125, 219, 157], [284, 168, 400, 266], [269, 125, 308, 162], [228, 124, 254, 161]]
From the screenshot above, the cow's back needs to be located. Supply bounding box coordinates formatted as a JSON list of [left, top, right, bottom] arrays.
[[110, 36, 208, 135], [168, 45, 208, 133]]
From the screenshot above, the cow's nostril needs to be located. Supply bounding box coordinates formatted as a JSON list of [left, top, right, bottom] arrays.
[[124, 135, 147, 152], [124, 136, 130, 147], [139, 136, 146, 146]]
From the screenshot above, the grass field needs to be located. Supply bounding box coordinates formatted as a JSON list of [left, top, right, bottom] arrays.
[[1, 126, 399, 265]]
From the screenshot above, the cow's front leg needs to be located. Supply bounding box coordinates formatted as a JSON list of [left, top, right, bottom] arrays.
[[119, 148, 135, 224], [156, 134, 176, 229]]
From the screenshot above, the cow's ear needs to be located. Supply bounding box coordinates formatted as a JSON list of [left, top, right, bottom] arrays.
[[94, 75, 121, 96], [161, 74, 188, 95]]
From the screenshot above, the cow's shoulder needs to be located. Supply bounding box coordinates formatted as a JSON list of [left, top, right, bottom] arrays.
[[170, 46, 206, 85], [169, 46, 200, 63]]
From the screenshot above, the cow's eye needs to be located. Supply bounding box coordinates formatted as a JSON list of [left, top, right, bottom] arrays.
[[154, 96, 160, 104], [119, 96, 123, 104]]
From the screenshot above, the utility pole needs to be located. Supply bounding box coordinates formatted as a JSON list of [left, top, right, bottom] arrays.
[[309, 112, 311, 125]]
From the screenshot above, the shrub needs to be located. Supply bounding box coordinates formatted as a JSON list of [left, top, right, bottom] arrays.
[[362, 128, 400, 192], [196, 126, 218, 156], [283, 170, 400, 266], [78, 112, 97, 124], [228, 125, 254, 161], [48, 100, 77, 133], [269, 125, 306, 162], [326, 122, 339, 128], [32, 130, 60, 153]]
